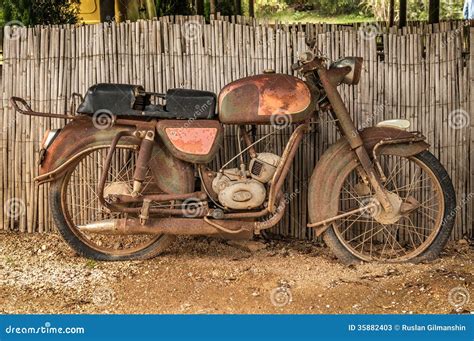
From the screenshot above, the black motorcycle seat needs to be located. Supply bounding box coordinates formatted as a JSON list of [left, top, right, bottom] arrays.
[[77, 84, 217, 119]]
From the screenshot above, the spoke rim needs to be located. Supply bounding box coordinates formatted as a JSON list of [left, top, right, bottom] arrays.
[[60, 146, 165, 256], [332, 155, 444, 262]]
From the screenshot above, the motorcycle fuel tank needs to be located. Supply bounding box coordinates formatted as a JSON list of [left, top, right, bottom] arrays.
[[218, 74, 314, 124]]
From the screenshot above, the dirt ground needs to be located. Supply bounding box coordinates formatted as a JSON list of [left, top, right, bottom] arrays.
[[0, 231, 472, 314]]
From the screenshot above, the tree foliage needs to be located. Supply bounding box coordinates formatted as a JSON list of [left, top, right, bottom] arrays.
[[2, 0, 79, 26], [258, 0, 364, 16], [155, 0, 193, 16], [362, 0, 463, 21]]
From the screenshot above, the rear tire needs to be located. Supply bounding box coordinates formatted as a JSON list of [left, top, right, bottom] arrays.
[[49, 144, 178, 261], [50, 180, 176, 261]]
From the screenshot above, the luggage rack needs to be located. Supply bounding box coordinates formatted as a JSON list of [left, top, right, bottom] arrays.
[[10, 94, 167, 129], [10, 94, 84, 120]]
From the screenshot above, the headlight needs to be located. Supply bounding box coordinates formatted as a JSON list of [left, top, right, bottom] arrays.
[[329, 57, 363, 85]]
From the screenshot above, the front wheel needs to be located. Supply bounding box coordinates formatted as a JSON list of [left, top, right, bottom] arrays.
[[323, 150, 456, 264]]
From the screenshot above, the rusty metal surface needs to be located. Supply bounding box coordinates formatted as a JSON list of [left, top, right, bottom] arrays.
[[82, 217, 254, 236], [156, 120, 223, 163], [317, 66, 364, 150], [11, 96, 80, 120], [148, 137, 195, 195], [198, 165, 219, 201], [39, 118, 136, 178], [133, 131, 155, 182], [267, 122, 308, 211], [319, 65, 397, 212], [326, 66, 352, 87], [97, 130, 137, 211], [113, 191, 207, 204], [359, 127, 429, 152], [307, 127, 430, 236], [38, 118, 195, 197], [78, 194, 288, 237], [254, 194, 286, 233], [165, 127, 218, 155], [218, 74, 314, 124], [239, 127, 257, 158]]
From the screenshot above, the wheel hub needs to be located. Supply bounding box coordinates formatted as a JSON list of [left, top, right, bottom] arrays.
[[371, 192, 403, 225], [104, 182, 131, 199]]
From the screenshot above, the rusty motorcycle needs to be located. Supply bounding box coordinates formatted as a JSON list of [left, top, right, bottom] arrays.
[[11, 51, 456, 264]]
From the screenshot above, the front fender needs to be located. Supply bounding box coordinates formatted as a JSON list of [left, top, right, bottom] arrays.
[[37, 118, 194, 194], [308, 127, 430, 236]]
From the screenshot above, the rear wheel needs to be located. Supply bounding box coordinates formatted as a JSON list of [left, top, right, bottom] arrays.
[[49, 144, 177, 261], [323, 151, 455, 264]]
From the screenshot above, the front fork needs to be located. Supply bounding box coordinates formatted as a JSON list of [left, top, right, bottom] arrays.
[[317, 67, 393, 213]]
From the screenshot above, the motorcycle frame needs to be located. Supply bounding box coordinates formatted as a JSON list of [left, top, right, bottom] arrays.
[[94, 117, 310, 223]]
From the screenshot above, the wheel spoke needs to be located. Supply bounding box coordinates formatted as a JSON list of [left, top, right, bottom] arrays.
[[62, 146, 162, 255], [332, 154, 444, 262]]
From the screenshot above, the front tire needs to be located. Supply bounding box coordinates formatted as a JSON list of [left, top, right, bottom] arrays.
[[323, 151, 456, 264]]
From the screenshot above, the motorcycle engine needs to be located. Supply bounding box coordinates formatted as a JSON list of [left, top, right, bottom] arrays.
[[211, 153, 281, 210]]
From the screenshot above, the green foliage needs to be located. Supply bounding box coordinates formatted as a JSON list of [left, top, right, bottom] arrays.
[[215, 0, 235, 16], [156, 0, 193, 16], [2, 0, 79, 26], [260, 10, 373, 23], [283, 0, 364, 16], [256, 0, 288, 16], [361, 0, 463, 21], [256, 0, 367, 17], [86, 259, 97, 269]]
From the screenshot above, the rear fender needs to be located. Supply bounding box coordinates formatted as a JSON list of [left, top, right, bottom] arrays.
[[308, 127, 430, 235], [37, 118, 194, 194]]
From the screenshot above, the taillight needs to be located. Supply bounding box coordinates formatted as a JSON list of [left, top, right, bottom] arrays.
[[40, 129, 61, 150], [39, 129, 61, 165]]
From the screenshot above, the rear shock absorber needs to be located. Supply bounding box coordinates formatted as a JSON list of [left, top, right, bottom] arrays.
[[132, 130, 155, 197]]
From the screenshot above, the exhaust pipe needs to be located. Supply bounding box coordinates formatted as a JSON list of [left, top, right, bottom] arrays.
[[78, 217, 253, 236], [78, 197, 286, 237]]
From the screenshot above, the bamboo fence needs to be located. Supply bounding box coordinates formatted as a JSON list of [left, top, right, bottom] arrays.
[[1, 16, 472, 241]]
